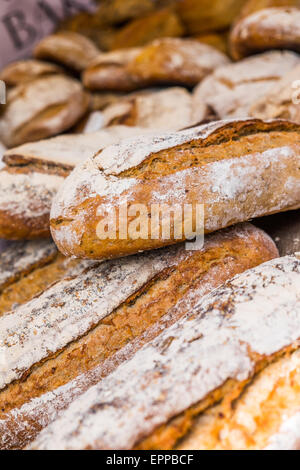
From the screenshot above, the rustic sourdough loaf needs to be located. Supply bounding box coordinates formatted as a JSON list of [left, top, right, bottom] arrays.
[[193, 51, 300, 119], [0, 60, 62, 87], [28, 255, 300, 450], [0, 224, 277, 447], [230, 7, 300, 60], [51, 119, 300, 260]]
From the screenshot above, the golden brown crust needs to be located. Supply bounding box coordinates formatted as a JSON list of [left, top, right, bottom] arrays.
[[83, 38, 229, 91], [176, 0, 248, 34], [0, 224, 278, 448], [111, 7, 185, 50], [230, 6, 300, 60], [0, 60, 62, 87], [51, 119, 300, 260], [238, 0, 300, 19]]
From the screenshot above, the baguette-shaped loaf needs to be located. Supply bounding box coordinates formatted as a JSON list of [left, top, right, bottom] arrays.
[[0, 126, 152, 239], [28, 255, 300, 450], [0, 60, 62, 87], [177, 348, 300, 450], [230, 7, 300, 60], [0, 224, 278, 450], [34, 32, 100, 72], [83, 38, 229, 91], [0, 224, 277, 425], [0, 75, 89, 148], [51, 118, 300, 260], [0, 239, 90, 317], [193, 51, 300, 119], [251, 64, 300, 124]]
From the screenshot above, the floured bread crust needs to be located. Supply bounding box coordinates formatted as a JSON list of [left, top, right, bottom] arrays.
[[34, 32, 100, 72], [251, 64, 300, 123], [28, 255, 300, 450], [51, 119, 300, 260], [177, 349, 300, 450], [193, 51, 300, 119], [0, 75, 90, 148], [0, 223, 278, 449], [230, 7, 300, 60], [83, 38, 229, 91], [102, 87, 207, 131], [0, 60, 62, 87], [0, 224, 277, 427], [0, 126, 154, 240]]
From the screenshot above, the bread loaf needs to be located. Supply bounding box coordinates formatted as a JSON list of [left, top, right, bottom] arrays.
[[83, 38, 229, 91], [193, 51, 300, 119], [0, 61, 62, 87], [251, 64, 300, 123], [0, 224, 277, 441], [51, 119, 300, 260], [34, 32, 100, 72], [102, 87, 207, 131], [0, 240, 89, 317], [238, 0, 300, 19], [0, 126, 153, 239], [177, 348, 300, 450], [28, 255, 300, 450], [110, 7, 185, 50], [0, 75, 89, 148], [230, 7, 300, 60]]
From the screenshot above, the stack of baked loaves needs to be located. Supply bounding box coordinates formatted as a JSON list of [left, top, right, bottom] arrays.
[[0, 0, 300, 450]]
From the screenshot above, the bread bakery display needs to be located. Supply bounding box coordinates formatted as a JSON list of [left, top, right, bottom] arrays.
[[83, 38, 229, 91], [51, 119, 300, 260], [0, 224, 278, 449], [27, 255, 300, 450], [230, 6, 300, 60], [0, 75, 89, 148], [0, 1, 299, 451], [193, 51, 300, 119], [0, 126, 152, 239]]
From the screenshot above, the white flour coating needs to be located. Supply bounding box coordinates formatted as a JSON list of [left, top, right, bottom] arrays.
[[0, 244, 190, 390], [0, 171, 63, 218], [29, 256, 300, 450], [4, 126, 151, 169], [0, 239, 57, 290], [237, 7, 300, 41], [193, 51, 300, 119], [0, 223, 267, 449], [265, 412, 300, 450], [0, 75, 85, 147]]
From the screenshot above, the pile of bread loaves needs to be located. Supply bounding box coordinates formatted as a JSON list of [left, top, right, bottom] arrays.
[[0, 0, 300, 451]]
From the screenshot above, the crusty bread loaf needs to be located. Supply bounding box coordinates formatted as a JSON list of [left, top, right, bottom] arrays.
[[177, 348, 300, 450], [83, 38, 229, 91], [176, 0, 248, 34], [51, 118, 300, 260], [193, 51, 300, 119], [0, 75, 90, 148], [0, 61, 62, 87], [102, 87, 207, 131], [0, 240, 89, 317], [27, 255, 300, 450], [110, 7, 185, 50], [255, 210, 300, 256], [230, 7, 300, 60], [34, 32, 100, 72], [238, 0, 300, 19], [0, 224, 278, 446], [251, 64, 300, 123], [0, 126, 154, 239]]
